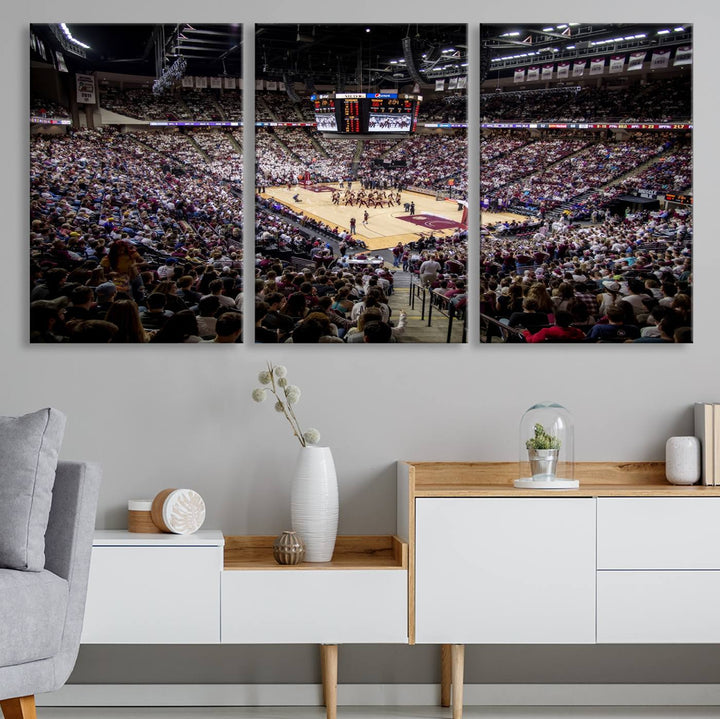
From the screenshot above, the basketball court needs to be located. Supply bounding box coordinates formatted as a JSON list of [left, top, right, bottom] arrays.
[[259, 183, 466, 251], [481, 210, 531, 227]]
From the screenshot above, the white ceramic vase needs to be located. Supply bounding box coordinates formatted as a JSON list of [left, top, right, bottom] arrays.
[[291, 446, 338, 562], [665, 436, 701, 485]]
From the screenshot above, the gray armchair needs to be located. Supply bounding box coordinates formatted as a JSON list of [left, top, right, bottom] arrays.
[[0, 461, 101, 719]]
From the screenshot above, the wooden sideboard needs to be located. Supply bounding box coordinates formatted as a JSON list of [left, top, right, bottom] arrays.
[[397, 461, 720, 719], [81, 532, 407, 719], [80, 462, 720, 719]]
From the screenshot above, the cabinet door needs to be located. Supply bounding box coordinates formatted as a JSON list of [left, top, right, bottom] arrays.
[[81, 546, 221, 643], [598, 497, 720, 569], [415, 498, 596, 644], [222, 569, 407, 643], [598, 571, 720, 643]]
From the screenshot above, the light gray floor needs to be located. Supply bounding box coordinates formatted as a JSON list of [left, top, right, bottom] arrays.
[[35, 708, 720, 719]]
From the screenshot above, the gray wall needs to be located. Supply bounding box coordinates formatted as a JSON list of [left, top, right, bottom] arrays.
[[17, 0, 720, 686]]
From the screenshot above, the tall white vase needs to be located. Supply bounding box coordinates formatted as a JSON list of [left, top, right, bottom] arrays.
[[291, 446, 338, 562]]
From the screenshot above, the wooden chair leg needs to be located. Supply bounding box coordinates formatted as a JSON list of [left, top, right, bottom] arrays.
[[451, 644, 465, 719], [1, 695, 37, 719], [440, 644, 452, 707], [320, 644, 338, 719]]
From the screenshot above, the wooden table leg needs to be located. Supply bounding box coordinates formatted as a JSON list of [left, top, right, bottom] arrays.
[[320, 644, 338, 719], [440, 644, 452, 707], [1, 696, 37, 719], [451, 644, 464, 719]]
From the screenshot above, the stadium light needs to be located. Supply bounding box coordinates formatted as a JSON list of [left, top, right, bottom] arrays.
[[657, 29, 670, 34], [500, 32, 520, 37], [674, 27, 685, 32], [543, 27, 554, 32], [60, 23, 90, 50]]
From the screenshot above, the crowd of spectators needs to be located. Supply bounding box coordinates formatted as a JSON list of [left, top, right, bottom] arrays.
[[255, 127, 467, 199], [99, 86, 242, 122], [480, 208, 692, 343], [132, 128, 243, 187], [30, 126, 244, 342], [416, 93, 467, 123], [31, 97, 70, 118], [483, 132, 682, 214], [481, 78, 691, 123]]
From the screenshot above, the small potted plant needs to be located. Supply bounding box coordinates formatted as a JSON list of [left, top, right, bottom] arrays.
[[525, 423, 561, 480]]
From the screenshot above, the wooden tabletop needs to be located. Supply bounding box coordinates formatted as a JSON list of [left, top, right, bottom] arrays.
[[224, 535, 408, 570], [401, 461, 720, 497]]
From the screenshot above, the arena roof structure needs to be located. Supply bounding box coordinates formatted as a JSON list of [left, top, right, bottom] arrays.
[[30, 24, 243, 78], [256, 24, 467, 89], [482, 23, 692, 76]]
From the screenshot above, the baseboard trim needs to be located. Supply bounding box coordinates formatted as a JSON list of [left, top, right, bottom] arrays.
[[37, 684, 720, 707]]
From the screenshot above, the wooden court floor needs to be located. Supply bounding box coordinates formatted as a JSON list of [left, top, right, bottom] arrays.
[[481, 210, 531, 226], [260, 183, 465, 251]]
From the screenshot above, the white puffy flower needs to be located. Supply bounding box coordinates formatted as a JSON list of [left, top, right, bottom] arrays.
[[274, 365, 288, 379], [251, 388, 266, 403], [274, 401, 285, 413], [277, 377, 288, 388], [258, 371, 272, 385], [285, 385, 301, 405], [303, 428, 321, 445]]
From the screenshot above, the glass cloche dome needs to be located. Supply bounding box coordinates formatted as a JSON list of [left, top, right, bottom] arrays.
[[516, 402, 577, 489]]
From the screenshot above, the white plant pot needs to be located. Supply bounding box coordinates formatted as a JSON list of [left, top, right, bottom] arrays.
[[291, 446, 338, 562]]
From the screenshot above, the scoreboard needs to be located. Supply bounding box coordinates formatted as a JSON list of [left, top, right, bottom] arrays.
[[310, 93, 422, 134], [342, 98, 360, 133]]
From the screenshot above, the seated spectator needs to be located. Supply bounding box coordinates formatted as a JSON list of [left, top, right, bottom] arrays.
[[523, 311, 586, 343], [196, 295, 222, 339], [105, 299, 149, 343], [585, 304, 640, 342], [140, 292, 173, 332], [212, 311, 243, 343], [30, 298, 68, 342], [68, 320, 118, 343], [151, 309, 203, 343], [507, 297, 549, 331], [255, 301, 279, 343]]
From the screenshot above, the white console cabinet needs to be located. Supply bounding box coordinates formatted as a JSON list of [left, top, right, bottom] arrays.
[[399, 461, 720, 719], [81, 530, 224, 644]]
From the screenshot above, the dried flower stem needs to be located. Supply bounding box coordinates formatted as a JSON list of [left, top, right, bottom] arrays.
[[268, 362, 306, 447]]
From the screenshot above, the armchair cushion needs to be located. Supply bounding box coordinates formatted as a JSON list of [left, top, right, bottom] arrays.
[[0, 568, 69, 667], [0, 408, 66, 571]]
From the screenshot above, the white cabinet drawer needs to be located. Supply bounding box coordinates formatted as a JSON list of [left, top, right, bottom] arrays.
[[598, 498, 720, 569], [221, 570, 407, 644], [597, 570, 720, 643], [81, 546, 222, 643], [415, 498, 596, 644]]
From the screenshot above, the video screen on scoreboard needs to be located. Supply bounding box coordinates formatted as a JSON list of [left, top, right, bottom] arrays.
[[368, 113, 413, 132], [315, 114, 338, 131], [313, 97, 338, 132]]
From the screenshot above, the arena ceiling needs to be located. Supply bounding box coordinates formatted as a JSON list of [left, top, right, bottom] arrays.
[[256, 24, 467, 88], [482, 23, 692, 76], [30, 24, 243, 78]]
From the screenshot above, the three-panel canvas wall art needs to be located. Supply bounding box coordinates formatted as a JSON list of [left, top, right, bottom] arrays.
[[30, 23, 692, 344]]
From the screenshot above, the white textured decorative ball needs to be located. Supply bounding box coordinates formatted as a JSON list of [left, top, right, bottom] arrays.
[[665, 436, 701, 485]]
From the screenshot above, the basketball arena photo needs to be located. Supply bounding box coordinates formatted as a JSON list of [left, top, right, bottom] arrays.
[[30, 24, 244, 343], [480, 23, 692, 344], [254, 24, 468, 343]]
